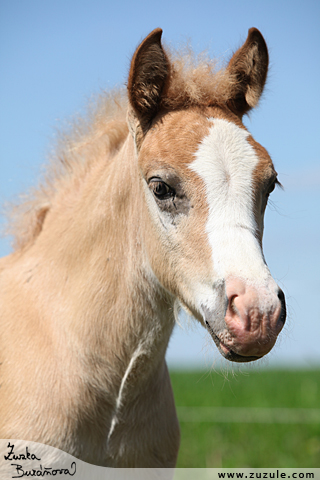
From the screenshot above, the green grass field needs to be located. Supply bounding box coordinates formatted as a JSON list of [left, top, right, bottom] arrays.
[[169, 369, 320, 468]]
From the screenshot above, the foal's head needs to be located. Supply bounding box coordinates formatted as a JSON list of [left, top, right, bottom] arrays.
[[127, 29, 286, 362]]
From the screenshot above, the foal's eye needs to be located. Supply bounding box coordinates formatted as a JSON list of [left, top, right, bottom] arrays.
[[150, 180, 175, 200], [266, 177, 282, 196], [266, 182, 276, 195]]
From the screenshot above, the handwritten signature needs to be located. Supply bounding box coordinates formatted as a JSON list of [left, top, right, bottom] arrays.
[[4, 442, 77, 478]]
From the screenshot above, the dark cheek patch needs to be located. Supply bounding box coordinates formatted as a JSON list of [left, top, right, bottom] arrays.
[[155, 193, 191, 217]]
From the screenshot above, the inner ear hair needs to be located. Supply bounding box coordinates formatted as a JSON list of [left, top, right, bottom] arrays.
[[127, 28, 170, 131], [226, 28, 269, 117]]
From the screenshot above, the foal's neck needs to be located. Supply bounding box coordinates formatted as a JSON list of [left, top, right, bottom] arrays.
[[28, 134, 174, 393]]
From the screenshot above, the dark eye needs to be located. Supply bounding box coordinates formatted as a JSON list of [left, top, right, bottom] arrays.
[[266, 177, 282, 196], [266, 181, 276, 195], [150, 180, 175, 200]]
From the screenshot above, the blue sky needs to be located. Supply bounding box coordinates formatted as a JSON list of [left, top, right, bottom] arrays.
[[0, 0, 319, 369]]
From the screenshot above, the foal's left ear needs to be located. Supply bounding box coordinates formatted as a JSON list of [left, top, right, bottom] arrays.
[[127, 28, 169, 146], [226, 28, 269, 117]]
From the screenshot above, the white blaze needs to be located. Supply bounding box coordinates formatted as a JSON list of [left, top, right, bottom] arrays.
[[190, 118, 271, 286]]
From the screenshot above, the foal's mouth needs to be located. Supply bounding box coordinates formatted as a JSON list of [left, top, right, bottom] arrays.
[[205, 321, 262, 363]]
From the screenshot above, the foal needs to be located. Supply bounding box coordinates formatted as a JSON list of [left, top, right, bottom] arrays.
[[0, 28, 286, 467]]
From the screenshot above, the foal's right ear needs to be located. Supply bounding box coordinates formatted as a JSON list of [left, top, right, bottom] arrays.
[[127, 28, 169, 145]]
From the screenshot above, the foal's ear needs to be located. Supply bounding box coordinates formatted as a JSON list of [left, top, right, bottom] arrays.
[[127, 28, 169, 144], [226, 28, 269, 117]]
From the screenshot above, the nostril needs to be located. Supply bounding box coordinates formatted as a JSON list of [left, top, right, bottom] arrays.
[[277, 288, 285, 303], [277, 288, 286, 325], [229, 294, 239, 315]]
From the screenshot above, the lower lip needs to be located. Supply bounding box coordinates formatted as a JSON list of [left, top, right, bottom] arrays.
[[219, 341, 231, 355]]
